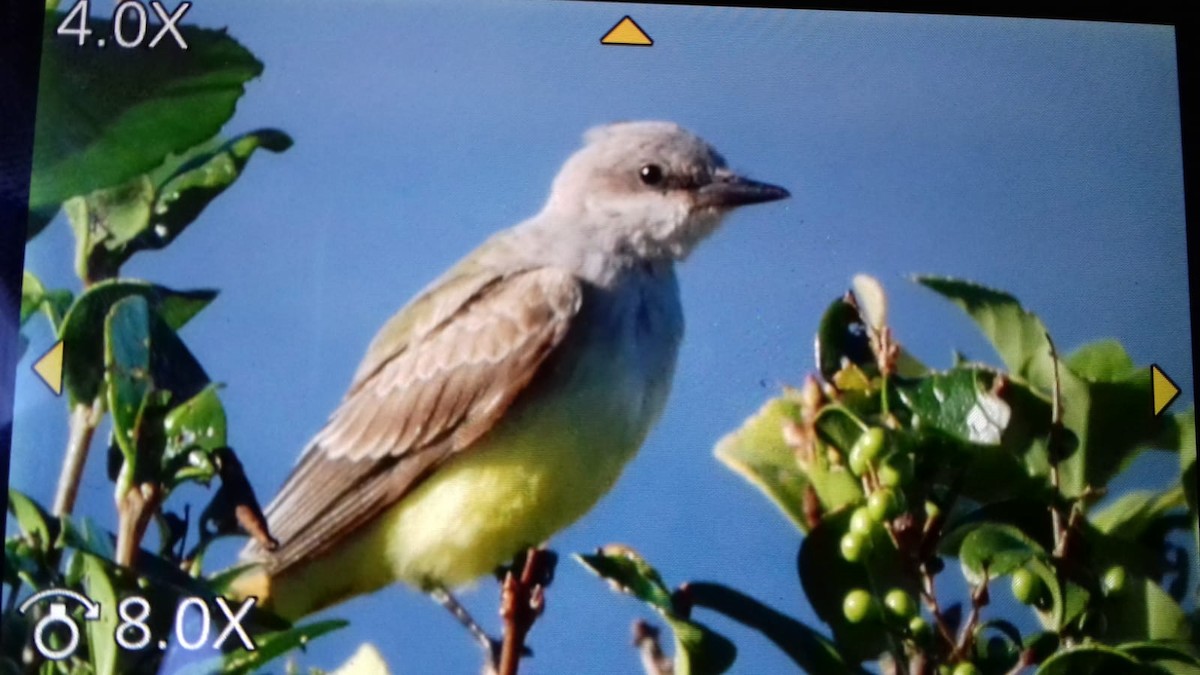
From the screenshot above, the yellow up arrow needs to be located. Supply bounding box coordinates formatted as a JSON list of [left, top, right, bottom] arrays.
[[33, 340, 64, 396], [601, 16, 653, 46], [1151, 364, 1180, 417]]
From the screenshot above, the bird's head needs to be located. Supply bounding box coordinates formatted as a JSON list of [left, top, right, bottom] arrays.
[[542, 121, 790, 260]]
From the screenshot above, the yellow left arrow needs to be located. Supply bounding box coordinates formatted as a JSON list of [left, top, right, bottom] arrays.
[[33, 340, 64, 396]]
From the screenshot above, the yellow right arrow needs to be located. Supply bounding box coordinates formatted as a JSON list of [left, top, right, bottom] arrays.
[[1151, 364, 1180, 416]]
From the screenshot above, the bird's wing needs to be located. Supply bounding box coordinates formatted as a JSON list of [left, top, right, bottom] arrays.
[[246, 266, 584, 574]]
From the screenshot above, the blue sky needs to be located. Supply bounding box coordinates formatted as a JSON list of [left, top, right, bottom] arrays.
[[10, 1, 1191, 673]]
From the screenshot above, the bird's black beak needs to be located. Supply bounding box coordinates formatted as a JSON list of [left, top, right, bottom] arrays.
[[697, 171, 790, 208]]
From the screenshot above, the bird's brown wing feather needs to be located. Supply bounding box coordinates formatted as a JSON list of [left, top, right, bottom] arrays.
[[245, 267, 583, 574]]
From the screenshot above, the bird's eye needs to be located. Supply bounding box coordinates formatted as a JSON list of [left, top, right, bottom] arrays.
[[639, 164, 664, 186]]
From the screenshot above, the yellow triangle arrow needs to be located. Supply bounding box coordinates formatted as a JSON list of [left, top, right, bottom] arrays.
[[601, 16, 652, 46], [33, 340, 64, 396], [1151, 364, 1180, 417]]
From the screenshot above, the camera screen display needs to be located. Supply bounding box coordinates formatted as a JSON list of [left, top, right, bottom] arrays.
[[3, 3, 1194, 674]]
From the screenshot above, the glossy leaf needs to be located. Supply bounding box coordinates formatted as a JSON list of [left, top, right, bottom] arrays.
[[895, 368, 1010, 445], [59, 280, 215, 403], [32, 16, 262, 211], [815, 295, 876, 381], [162, 385, 227, 487], [917, 276, 1177, 496]]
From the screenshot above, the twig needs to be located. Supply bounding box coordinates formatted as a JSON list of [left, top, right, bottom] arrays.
[[918, 563, 957, 652], [115, 483, 160, 566], [497, 548, 554, 675], [952, 578, 989, 660], [1044, 334, 1068, 557], [53, 399, 104, 517], [632, 620, 673, 675]]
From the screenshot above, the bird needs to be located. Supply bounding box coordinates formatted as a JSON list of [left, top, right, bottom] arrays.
[[232, 120, 789, 638]]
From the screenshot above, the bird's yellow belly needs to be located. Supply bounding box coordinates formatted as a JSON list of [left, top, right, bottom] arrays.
[[380, 404, 640, 588]]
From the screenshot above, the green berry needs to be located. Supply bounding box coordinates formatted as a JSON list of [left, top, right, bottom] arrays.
[[1101, 565, 1127, 596], [856, 427, 887, 462], [842, 589, 877, 623], [908, 616, 931, 643], [867, 488, 904, 522], [924, 500, 941, 520], [884, 589, 916, 619], [878, 453, 913, 487], [1010, 567, 1044, 606], [952, 663, 980, 675], [849, 507, 874, 535], [848, 428, 886, 475], [840, 532, 868, 563], [848, 445, 868, 476]]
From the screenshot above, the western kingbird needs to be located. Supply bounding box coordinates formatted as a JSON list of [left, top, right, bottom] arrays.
[[234, 121, 789, 629]]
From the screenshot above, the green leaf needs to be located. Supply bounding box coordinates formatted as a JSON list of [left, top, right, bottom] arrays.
[[31, 15, 263, 211], [815, 295, 876, 381], [219, 619, 348, 675], [20, 271, 45, 324], [949, 522, 1068, 628], [162, 385, 227, 487], [105, 296, 155, 473], [1103, 576, 1193, 645], [895, 368, 1011, 445], [81, 554, 118, 675], [715, 397, 860, 532], [20, 271, 72, 328], [1091, 488, 1186, 539], [148, 129, 292, 246], [59, 280, 216, 403], [63, 129, 292, 280], [917, 276, 1177, 495], [1118, 642, 1200, 671], [687, 582, 861, 674], [1067, 340, 1137, 382], [7, 489, 55, 549], [915, 276, 1056, 391], [576, 547, 737, 674], [576, 546, 675, 615], [958, 523, 1046, 581], [669, 618, 738, 675], [1035, 645, 1155, 675]]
